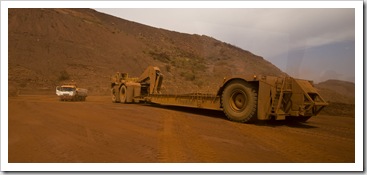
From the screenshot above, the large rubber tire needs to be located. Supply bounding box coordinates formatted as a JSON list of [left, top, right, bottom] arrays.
[[111, 88, 120, 103], [119, 85, 127, 103], [221, 80, 258, 123]]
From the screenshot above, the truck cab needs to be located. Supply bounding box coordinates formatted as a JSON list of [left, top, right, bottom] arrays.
[[56, 83, 88, 101]]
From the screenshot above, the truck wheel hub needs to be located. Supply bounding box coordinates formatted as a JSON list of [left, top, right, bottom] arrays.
[[230, 91, 247, 111]]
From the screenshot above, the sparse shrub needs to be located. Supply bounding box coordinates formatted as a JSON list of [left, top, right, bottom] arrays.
[[58, 70, 70, 81], [194, 80, 204, 87], [19, 82, 27, 88], [165, 64, 171, 72], [180, 71, 195, 81], [149, 51, 171, 63]]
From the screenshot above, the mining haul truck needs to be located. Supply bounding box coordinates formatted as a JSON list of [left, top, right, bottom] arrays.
[[56, 83, 88, 101], [111, 66, 328, 123]]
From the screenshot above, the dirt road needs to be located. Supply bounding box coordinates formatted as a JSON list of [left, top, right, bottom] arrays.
[[8, 95, 355, 163]]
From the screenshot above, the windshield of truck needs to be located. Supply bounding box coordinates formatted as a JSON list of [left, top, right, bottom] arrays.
[[61, 87, 75, 91]]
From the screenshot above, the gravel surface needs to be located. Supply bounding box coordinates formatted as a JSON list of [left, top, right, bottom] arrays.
[[8, 95, 354, 163]]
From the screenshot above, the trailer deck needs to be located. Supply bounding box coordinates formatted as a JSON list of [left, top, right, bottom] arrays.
[[142, 93, 222, 111]]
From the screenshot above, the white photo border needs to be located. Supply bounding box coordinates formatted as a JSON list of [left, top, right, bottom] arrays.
[[1, 0, 363, 172]]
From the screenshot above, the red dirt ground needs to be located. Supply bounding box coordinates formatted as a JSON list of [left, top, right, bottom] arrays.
[[8, 95, 354, 163]]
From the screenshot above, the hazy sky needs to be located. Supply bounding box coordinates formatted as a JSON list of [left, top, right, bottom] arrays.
[[95, 8, 355, 83]]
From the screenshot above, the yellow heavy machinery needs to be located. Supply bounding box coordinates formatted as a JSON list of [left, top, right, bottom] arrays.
[[111, 66, 328, 123]]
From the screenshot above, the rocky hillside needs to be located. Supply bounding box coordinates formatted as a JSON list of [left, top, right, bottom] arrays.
[[8, 8, 285, 95], [315, 80, 355, 117], [8, 8, 355, 117], [315, 79, 355, 104]]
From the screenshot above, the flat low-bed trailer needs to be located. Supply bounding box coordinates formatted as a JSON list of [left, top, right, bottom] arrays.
[[111, 66, 328, 123]]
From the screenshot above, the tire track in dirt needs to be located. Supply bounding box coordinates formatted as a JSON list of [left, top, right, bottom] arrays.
[[9, 104, 88, 162], [31, 131, 81, 162], [277, 126, 354, 142], [24, 100, 157, 143], [157, 109, 219, 162], [10, 96, 162, 162], [9, 96, 355, 163], [157, 111, 188, 162], [10, 100, 113, 162], [39, 101, 161, 160], [229, 122, 344, 162], [173, 112, 219, 162], [258, 121, 355, 162]]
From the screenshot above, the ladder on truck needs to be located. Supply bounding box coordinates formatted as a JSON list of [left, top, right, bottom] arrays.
[[272, 77, 293, 120]]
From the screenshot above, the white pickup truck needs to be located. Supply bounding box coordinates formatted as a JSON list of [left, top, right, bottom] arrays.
[[56, 83, 88, 101]]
